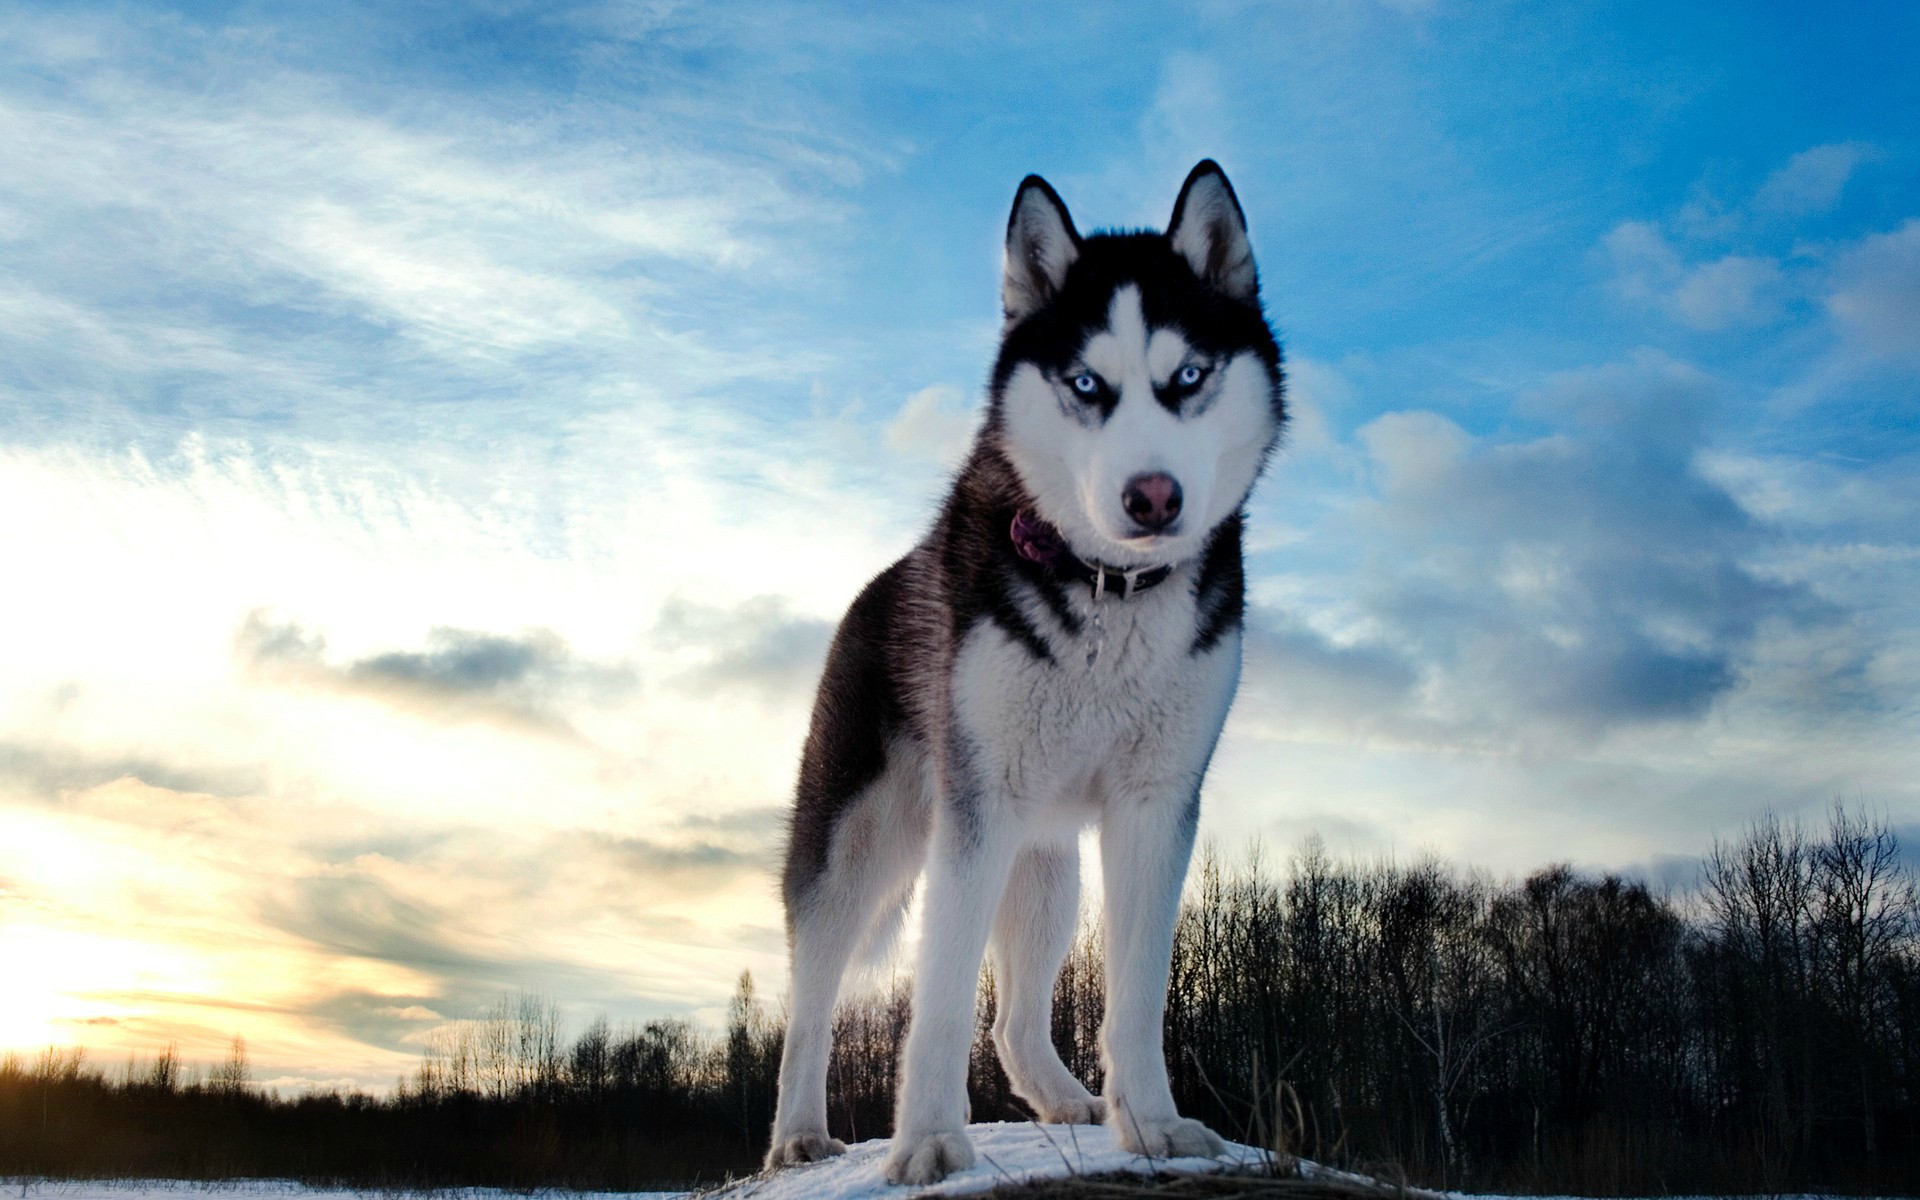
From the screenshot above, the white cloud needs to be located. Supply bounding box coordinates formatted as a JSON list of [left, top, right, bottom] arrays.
[[1754, 141, 1876, 217], [1599, 141, 1893, 341], [1210, 351, 1918, 876], [1603, 220, 1682, 283], [1260, 353, 1856, 755], [1827, 218, 1920, 363], [1668, 254, 1785, 329], [1272, 356, 1348, 458], [883, 384, 979, 465], [1357, 409, 1472, 496], [1602, 222, 1783, 330]]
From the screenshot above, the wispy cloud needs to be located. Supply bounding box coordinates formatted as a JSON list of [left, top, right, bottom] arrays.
[[654, 595, 834, 703], [237, 612, 637, 734], [0, 5, 873, 455], [1754, 142, 1877, 218]]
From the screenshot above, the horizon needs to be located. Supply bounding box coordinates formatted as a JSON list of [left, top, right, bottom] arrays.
[[2, 0, 1917, 1092], [2, 808, 1887, 1099]]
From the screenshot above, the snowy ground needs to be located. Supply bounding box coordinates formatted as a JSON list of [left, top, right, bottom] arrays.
[[705, 1120, 1278, 1198], [8, 1134, 1880, 1200]]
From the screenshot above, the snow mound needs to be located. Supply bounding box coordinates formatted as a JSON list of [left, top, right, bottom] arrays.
[[708, 1121, 1279, 1199]]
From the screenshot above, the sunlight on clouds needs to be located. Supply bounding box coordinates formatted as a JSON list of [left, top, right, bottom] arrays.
[[0, 925, 182, 1050], [0, 417, 885, 1084], [0, 726, 787, 1082], [0, 797, 314, 1060], [0, 355, 892, 1079]]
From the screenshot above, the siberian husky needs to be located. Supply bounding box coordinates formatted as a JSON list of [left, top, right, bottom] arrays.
[[766, 161, 1286, 1186]]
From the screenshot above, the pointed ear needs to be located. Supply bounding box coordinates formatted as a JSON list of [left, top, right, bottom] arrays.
[[1002, 175, 1081, 322], [1168, 159, 1258, 303]]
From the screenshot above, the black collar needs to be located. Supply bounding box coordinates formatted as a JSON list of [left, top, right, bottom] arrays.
[[1057, 556, 1175, 600], [1010, 510, 1174, 600]]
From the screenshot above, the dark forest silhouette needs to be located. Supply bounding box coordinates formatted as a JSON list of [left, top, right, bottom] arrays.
[[3, 806, 1916, 1193]]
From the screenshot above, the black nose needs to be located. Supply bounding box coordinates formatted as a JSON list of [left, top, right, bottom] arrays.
[[1121, 472, 1183, 532]]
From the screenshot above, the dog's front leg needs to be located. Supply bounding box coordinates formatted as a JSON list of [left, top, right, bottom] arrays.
[[884, 781, 1019, 1186], [1098, 787, 1227, 1159]]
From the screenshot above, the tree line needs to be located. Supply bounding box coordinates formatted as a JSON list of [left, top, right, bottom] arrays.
[[3, 806, 1915, 1193], [0, 995, 776, 1188], [1140, 805, 1918, 1193]]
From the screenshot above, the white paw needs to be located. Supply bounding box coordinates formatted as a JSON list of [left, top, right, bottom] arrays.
[[764, 1131, 846, 1170], [1032, 1094, 1108, 1124], [883, 1128, 976, 1185], [1113, 1114, 1227, 1159]]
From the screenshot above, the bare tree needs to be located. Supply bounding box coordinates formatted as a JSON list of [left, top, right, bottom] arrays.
[[723, 971, 779, 1142], [147, 1043, 180, 1094], [208, 1034, 252, 1097], [1812, 804, 1912, 1153], [1704, 812, 1817, 1158], [1375, 861, 1508, 1179]]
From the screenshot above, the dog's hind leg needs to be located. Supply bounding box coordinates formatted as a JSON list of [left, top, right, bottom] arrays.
[[767, 767, 928, 1169], [765, 891, 861, 1169], [990, 841, 1106, 1124]]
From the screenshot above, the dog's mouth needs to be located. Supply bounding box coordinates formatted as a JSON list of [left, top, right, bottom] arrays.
[[1117, 523, 1183, 549]]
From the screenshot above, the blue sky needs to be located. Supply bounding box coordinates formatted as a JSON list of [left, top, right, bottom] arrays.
[[1, 0, 1916, 1088]]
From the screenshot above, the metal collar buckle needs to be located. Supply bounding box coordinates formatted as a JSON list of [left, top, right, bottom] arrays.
[[1091, 566, 1143, 602]]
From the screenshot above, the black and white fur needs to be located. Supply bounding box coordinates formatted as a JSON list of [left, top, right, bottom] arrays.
[[766, 162, 1285, 1186]]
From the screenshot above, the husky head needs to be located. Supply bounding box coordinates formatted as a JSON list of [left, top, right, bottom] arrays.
[[989, 161, 1284, 570]]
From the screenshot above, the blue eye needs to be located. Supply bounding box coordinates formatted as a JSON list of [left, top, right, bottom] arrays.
[[1177, 364, 1205, 387], [1070, 372, 1100, 395]]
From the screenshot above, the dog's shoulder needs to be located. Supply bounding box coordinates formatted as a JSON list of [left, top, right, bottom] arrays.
[[1190, 511, 1245, 655]]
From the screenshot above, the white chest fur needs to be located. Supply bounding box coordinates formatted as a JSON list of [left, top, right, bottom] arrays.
[[948, 575, 1241, 821]]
